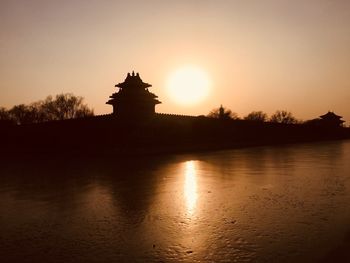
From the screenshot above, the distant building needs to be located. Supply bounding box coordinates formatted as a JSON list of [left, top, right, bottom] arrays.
[[106, 72, 161, 118], [319, 111, 345, 127]]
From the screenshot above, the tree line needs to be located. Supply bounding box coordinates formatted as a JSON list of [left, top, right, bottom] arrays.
[[0, 93, 94, 125], [208, 105, 298, 124], [1, 96, 341, 126]]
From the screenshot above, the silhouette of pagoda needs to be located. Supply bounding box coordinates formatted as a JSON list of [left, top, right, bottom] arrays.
[[319, 111, 345, 127], [107, 72, 161, 118]]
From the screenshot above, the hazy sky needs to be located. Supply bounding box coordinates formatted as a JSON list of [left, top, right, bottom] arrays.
[[1, 0, 350, 123]]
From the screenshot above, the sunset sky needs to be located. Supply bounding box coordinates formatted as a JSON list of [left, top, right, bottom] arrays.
[[1, 0, 350, 123]]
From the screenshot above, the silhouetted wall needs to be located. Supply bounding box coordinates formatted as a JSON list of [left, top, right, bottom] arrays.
[[1, 113, 349, 158]]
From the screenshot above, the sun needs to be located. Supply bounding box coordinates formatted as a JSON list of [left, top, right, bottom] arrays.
[[166, 66, 210, 105]]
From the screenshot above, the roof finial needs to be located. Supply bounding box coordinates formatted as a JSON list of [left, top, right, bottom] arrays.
[[132, 71, 135, 76]]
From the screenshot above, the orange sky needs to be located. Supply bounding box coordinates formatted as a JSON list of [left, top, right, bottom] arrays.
[[1, 0, 350, 124]]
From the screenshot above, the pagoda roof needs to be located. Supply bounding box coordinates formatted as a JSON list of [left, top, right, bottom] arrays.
[[106, 93, 161, 105], [106, 72, 161, 106], [320, 111, 343, 119], [115, 71, 151, 89]]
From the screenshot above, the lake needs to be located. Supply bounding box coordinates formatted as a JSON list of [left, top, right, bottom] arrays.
[[1, 140, 350, 262]]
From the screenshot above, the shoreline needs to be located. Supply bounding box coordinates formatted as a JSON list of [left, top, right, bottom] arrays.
[[2, 137, 349, 163], [1, 115, 349, 160]]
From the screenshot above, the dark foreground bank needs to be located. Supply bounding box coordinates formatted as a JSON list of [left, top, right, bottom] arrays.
[[1, 114, 349, 158]]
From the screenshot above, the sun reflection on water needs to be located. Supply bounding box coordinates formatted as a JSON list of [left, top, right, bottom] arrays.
[[184, 161, 198, 214]]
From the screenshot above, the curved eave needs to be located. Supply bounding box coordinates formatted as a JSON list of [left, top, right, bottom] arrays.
[[109, 90, 159, 98], [320, 112, 342, 119], [115, 82, 152, 89], [106, 97, 161, 104]]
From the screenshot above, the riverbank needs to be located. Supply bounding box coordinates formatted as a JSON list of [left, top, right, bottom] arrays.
[[1, 114, 349, 159]]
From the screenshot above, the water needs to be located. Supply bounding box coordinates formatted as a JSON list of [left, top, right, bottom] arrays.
[[1, 140, 350, 262]]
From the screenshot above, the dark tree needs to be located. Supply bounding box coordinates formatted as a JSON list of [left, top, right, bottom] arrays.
[[4, 93, 94, 125], [8, 104, 34, 125], [0, 107, 10, 121], [41, 93, 94, 121], [270, 110, 297, 124], [208, 105, 239, 120], [244, 111, 268, 122]]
